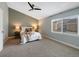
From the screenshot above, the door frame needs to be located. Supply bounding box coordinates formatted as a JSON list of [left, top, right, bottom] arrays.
[[0, 8, 3, 51]]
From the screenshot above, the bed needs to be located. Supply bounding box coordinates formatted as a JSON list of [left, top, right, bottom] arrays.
[[20, 27, 42, 44]]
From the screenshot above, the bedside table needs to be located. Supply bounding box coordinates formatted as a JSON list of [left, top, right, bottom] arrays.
[[14, 31, 21, 39]]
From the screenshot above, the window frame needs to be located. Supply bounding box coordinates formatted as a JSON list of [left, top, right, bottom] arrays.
[[51, 15, 79, 36]]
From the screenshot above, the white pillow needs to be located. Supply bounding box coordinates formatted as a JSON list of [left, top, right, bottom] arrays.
[[21, 27, 32, 32]]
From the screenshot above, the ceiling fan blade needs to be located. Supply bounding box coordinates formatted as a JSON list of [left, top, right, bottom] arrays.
[[28, 2, 33, 9], [29, 9, 33, 11], [28, 2, 42, 11], [34, 8, 41, 10]]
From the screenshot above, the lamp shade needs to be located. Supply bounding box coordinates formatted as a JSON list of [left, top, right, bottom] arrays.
[[14, 24, 21, 32]]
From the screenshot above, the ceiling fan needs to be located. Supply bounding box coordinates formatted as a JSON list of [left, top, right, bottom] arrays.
[[28, 2, 42, 11]]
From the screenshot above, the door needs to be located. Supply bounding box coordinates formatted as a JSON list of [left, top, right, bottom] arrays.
[[0, 9, 3, 51]]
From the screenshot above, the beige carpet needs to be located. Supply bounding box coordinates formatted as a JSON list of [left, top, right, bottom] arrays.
[[0, 37, 79, 57]]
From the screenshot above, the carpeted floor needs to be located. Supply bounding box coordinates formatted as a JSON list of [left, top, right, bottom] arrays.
[[0, 37, 79, 57]]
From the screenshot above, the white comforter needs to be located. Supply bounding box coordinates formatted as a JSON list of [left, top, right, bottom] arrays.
[[20, 32, 42, 44]]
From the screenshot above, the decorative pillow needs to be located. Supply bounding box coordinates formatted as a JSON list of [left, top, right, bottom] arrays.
[[21, 27, 32, 33]]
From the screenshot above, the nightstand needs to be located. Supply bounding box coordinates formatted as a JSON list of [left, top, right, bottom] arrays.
[[14, 31, 21, 39]]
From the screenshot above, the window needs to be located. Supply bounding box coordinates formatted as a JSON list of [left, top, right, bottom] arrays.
[[53, 20, 62, 32], [51, 16, 79, 36], [63, 18, 78, 34]]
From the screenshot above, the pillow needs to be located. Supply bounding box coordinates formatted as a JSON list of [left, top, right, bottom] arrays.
[[21, 27, 32, 33]]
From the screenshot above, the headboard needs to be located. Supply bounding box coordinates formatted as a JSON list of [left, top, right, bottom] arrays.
[[21, 26, 32, 32]]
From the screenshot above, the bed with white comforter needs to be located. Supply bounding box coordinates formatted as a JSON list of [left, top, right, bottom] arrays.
[[20, 27, 42, 44]]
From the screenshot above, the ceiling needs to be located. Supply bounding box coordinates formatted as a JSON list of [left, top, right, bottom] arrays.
[[7, 2, 79, 20]]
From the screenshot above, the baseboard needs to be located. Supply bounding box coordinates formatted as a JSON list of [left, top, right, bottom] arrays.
[[8, 36, 15, 39], [43, 35, 79, 49]]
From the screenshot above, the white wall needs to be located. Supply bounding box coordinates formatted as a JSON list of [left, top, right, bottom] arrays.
[[0, 2, 8, 47]]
